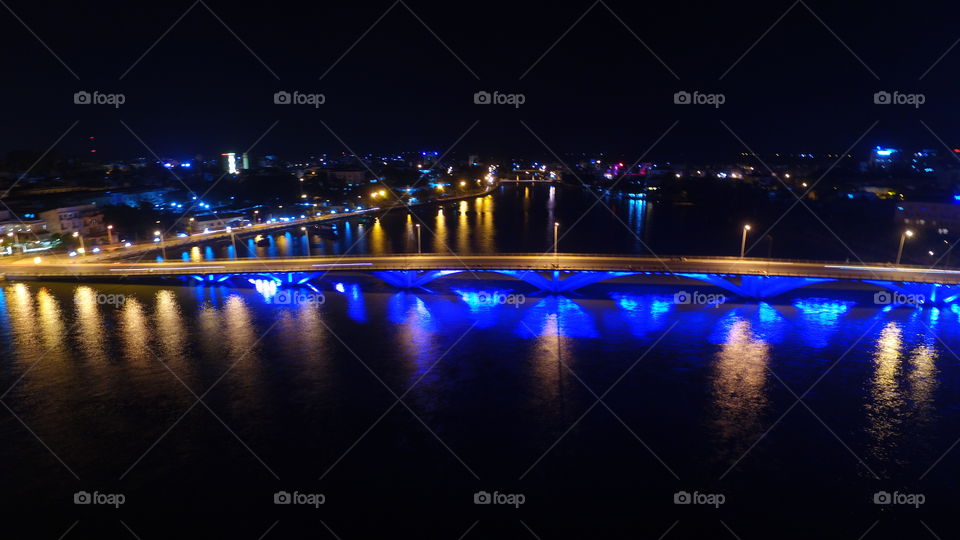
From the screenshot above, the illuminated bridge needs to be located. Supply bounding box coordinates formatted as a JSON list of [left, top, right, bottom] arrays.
[[4, 254, 960, 303]]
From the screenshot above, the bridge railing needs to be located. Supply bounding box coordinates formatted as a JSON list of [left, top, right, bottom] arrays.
[[96, 251, 946, 270]]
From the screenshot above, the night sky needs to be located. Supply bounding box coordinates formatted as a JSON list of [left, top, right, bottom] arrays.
[[1, 0, 959, 161]]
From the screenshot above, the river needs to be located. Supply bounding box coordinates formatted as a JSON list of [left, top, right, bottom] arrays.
[[0, 185, 954, 538]]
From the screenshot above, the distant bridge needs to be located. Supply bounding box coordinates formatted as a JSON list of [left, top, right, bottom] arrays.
[[4, 254, 960, 302]]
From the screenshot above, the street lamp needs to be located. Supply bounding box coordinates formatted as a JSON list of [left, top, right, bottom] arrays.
[[896, 229, 914, 265], [740, 224, 751, 258], [554, 222, 560, 259], [154, 230, 166, 260], [72, 231, 85, 256], [415, 223, 421, 254], [107, 224, 114, 244], [300, 226, 310, 257]]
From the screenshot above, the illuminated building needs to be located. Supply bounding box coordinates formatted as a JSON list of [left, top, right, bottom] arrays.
[[868, 146, 900, 169], [222, 152, 239, 174], [910, 149, 937, 175]]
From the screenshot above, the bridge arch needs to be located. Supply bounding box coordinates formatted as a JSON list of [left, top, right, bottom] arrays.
[[368, 269, 638, 292], [862, 280, 960, 305], [678, 274, 835, 299]]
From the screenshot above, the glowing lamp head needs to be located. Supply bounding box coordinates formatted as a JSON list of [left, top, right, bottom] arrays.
[[744, 225, 751, 231], [905, 230, 914, 238]]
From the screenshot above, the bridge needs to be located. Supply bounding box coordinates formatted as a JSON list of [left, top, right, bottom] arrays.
[[3, 254, 960, 303]]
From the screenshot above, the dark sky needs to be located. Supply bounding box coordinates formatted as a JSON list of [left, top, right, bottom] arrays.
[[1, 0, 958, 162]]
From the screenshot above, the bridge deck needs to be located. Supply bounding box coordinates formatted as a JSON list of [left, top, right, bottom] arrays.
[[2, 254, 960, 285]]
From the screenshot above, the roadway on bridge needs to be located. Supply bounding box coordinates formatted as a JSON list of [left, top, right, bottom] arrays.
[[3, 254, 960, 284]]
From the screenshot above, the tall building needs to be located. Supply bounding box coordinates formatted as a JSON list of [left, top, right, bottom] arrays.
[[222, 153, 240, 174], [868, 146, 900, 169]]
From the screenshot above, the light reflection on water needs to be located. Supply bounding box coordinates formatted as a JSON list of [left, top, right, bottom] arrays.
[[155, 290, 189, 370], [119, 296, 151, 363], [8, 283, 40, 365], [711, 316, 769, 460], [866, 321, 939, 469], [73, 286, 108, 363], [36, 288, 67, 363]]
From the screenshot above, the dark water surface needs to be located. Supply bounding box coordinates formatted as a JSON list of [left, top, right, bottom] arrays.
[[174, 183, 898, 263]]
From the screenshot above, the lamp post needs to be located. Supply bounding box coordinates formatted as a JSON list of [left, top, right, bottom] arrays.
[[154, 230, 166, 260], [72, 231, 85, 256], [415, 223, 421, 254], [300, 226, 309, 257], [896, 229, 914, 265], [740, 224, 751, 258], [107, 225, 114, 245], [226, 226, 238, 258], [554, 222, 560, 260]]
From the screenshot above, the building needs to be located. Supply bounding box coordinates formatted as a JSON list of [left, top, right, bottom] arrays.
[[319, 169, 369, 187], [897, 201, 960, 235], [0, 217, 50, 254], [189, 213, 248, 233], [222, 152, 248, 174], [84, 186, 174, 208], [38, 205, 107, 241], [868, 146, 900, 170], [911, 149, 938, 175]]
